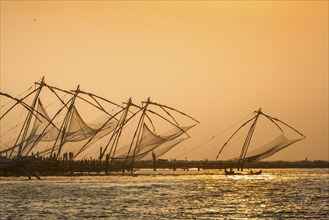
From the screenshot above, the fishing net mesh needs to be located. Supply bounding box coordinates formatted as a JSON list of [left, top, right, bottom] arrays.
[[242, 133, 303, 162]]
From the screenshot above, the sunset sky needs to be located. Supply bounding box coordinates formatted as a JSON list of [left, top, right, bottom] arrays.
[[1, 1, 328, 161]]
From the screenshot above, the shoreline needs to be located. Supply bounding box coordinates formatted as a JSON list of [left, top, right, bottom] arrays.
[[0, 159, 328, 177]]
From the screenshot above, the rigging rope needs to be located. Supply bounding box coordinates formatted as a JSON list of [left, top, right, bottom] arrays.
[[200, 131, 249, 160], [0, 84, 34, 109], [175, 113, 253, 160]]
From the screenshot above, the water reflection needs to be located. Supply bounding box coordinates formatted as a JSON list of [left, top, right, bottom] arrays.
[[0, 169, 328, 219]]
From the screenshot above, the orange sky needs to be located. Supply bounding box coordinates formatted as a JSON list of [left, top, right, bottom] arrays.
[[1, 1, 328, 161]]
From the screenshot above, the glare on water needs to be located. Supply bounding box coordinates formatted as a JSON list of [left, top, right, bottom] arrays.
[[0, 169, 328, 219]]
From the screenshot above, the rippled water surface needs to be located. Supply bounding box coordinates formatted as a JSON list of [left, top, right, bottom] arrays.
[[1, 169, 328, 219]]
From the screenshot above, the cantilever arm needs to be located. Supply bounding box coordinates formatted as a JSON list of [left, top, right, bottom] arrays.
[[0, 92, 54, 125], [0, 89, 39, 120], [262, 113, 306, 138], [146, 109, 192, 138], [261, 113, 284, 133], [159, 105, 179, 126], [45, 85, 69, 109], [72, 90, 123, 109], [147, 101, 200, 124]]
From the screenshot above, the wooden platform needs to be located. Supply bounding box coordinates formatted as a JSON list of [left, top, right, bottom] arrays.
[[0, 158, 328, 177]]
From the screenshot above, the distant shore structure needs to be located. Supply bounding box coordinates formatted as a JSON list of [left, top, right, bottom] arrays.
[[215, 108, 306, 171], [0, 77, 199, 172], [1, 77, 308, 177]]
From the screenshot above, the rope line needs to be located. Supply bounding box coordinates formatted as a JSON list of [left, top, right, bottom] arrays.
[[175, 113, 253, 159]]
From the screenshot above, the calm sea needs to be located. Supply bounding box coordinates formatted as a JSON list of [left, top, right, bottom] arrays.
[[0, 169, 328, 219]]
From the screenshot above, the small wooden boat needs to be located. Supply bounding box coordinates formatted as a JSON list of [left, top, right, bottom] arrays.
[[224, 168, 262, 175]]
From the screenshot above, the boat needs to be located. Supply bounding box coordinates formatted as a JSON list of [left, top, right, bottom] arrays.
[[217, 108, 305, 174], [224, 168, 262, 175]]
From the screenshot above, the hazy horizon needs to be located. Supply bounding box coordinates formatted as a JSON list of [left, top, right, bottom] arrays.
[[1, 1, 328, 161]]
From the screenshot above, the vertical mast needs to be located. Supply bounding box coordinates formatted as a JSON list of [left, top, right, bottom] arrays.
[[106, 98, 132, 162], [11, 77, 45, 158], [238, 108, 261, 170], [51, 85, 80, 159], [124, 98, 150, 173]]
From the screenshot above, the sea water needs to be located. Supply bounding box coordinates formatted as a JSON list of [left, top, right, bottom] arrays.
[[0, 169, 328, 219]]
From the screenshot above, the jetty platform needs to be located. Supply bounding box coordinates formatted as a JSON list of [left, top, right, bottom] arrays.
[[0, 157, 328, 177]]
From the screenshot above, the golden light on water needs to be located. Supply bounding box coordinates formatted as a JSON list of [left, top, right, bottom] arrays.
[[1, 1, 328, 161]]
